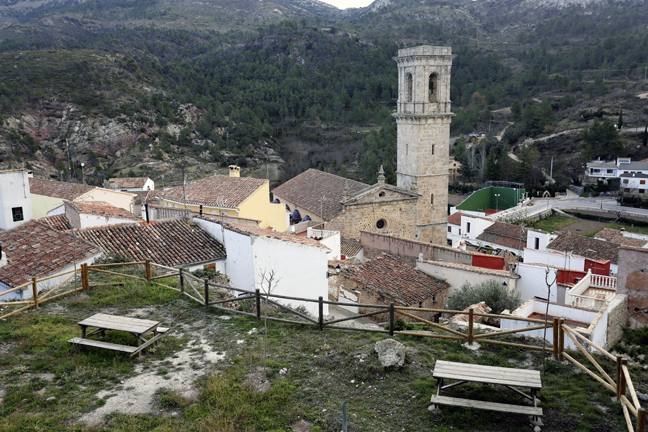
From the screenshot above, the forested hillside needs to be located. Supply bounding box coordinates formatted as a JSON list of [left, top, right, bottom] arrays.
[[0, 0, 647, 189]]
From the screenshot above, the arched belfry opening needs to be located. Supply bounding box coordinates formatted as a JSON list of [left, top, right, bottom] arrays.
[[406, 73, 413, 102], [428, 73, 438, 102]]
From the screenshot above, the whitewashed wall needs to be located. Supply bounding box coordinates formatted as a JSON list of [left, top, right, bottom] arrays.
[[416, 260, 518, 294], [0, 171, 33, 230], [526, 229, 557, 251], [523, 248, 585, 271], [516, 263, 559, 303], [461, 215, 493, 241]]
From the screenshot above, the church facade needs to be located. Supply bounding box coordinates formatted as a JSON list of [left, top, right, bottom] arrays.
[[273, 45, 453, 244]]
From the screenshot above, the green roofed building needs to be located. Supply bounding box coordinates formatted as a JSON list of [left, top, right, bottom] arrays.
[[456, 185, 526, 215]]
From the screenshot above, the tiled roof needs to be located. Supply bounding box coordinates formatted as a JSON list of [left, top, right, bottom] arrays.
[[594, 228, 647, 248], [158, 174, 266, 209], [477, 221, 527, 250], [342, 254, 449, 305], [272, 169, 369, 220], [39, 215, 72, 231], [68, 201, 137, 220], [107, 177, 151, 189], [221, 222, 329, 250], [548, 232, 619, 264], [75, 220, 226, 267], [447, 212, 464, 226], [620, 162, 648, 171], [340, 237, 362, 258], [29, 178, 93, 201], [0, 221, 100, 287]]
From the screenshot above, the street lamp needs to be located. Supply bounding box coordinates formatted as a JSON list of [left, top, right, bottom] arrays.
[[80, 162, 85, 184], [494, 193, 501, 212]]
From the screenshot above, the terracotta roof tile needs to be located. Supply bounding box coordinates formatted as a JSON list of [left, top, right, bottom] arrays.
[[594, 228, 647, 248], [39, 215, 72, 231], [29, 178, 93, 201], [219, 221, 329, 250], [448, 212, 464, 226], [74, 220, 225, 267], [342, 254, 449, 305], [272, 169, 368, 220], [477, 221, 527, 250], [0, 221, 100, 287], [340, 237, 362, 258], [548, 232, 619, 264], [158, 174, 266, 209], [107, 177, 151, 189], [68, 201, 137, 220]]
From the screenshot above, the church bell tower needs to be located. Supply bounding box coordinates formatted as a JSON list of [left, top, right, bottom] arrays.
[[395, 45, 452, 244]]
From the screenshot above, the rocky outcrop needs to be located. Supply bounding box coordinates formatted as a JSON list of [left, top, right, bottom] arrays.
[[374, 338, 406, 369]]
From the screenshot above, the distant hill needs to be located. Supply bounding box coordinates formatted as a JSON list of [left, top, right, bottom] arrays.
[[0, 0, 647, 189]]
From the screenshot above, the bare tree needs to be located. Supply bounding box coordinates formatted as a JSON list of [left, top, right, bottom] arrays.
[[542, 267, 557, 368], [258, 269, 280, 358]]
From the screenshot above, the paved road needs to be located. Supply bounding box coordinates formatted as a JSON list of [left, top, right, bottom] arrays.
[[524, 196, 648, 219]]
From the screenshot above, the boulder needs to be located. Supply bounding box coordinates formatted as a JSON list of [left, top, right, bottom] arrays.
[[374, 339, 406, 369]]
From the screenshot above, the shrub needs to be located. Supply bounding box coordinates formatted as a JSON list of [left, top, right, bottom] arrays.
[[447, 280, 521, 314]]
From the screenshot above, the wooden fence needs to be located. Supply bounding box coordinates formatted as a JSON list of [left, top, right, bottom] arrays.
[[0, 260, 645, 431]]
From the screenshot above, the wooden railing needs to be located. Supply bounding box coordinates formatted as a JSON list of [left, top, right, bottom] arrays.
[[0, 260, 644, 431]]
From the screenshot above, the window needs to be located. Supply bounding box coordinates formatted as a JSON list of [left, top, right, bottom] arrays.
[[406, 73, 413, 102], [447, 226, 452, 233], [466, 222, 471, 233], [641, 180, 646, 185], [431, 144, 435, 155], [428, 73, 438, 102], [447, 239, 452, 246], [430, 194, 434, 205], [640, 189, 645, 194], [623, 179, 629, 184], [11, 207, 23, 222], [607, 169, 613, 174], [534, 237, 540, 250], [378, 191, 386, 197], [376, 219, 387, 229]]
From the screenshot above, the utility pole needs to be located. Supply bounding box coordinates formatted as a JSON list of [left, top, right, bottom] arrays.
[[549, 156, 554, 179]]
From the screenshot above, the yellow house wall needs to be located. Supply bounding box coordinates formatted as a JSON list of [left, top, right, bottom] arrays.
[[237, 183, 288, 231], [76, 188, 136, 213], [31, 194, 64, 218]]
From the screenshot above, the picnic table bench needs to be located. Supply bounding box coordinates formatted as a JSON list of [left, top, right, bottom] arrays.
[[430, 360, 544, 431], [69, 313, 168, 357]]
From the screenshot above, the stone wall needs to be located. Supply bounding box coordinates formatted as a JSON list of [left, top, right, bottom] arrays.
[[327, 199, 417, 241], [617, 246, 648, 327], [360, 231, 473, 265], [606, 294, 628, 347]]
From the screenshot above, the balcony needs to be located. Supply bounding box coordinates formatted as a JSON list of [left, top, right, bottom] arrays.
[[566, 271, 617, 310]]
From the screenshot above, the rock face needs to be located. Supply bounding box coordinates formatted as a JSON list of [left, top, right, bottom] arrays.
[[374, 339, 406, 369]]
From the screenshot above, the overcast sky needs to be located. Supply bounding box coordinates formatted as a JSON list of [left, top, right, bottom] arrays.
[[320, 0, 375, 9]]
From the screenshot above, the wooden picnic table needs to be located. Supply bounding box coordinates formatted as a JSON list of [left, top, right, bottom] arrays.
[[430, 360, 544, 431], [69, 313, 167, 357]]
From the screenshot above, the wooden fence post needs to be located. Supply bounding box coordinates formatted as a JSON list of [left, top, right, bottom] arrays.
[[204, 279, 209, 307], [179, 268, 184, 294], [31, 277, 38, 309], [318, 296, 324, 330], [467, 308, 474, 344], [558, 318, 565, 360], [81, 264, 89, 291], [616, 356, 627, 400], [552, 318, 560, 360], [637, 407, 646, 432], [145, 260, 152, 283], [388, 304, 395, 336], [255, 289, 262, 320]]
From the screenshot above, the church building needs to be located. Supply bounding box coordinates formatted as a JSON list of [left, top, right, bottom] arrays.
[[273, 45, 453, 244]]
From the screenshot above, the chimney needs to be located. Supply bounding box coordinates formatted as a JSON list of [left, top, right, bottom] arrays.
[[0, 243, 6, 269], [228, 165, 241, 178]]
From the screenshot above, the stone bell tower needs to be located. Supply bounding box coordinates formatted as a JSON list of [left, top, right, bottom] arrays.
[[395, 45, 452, 244]]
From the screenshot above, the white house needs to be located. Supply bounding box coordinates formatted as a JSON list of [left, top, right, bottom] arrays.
[[64, 201, 138, 229], [526, 229, 557, 252], [194, 218, 330, 317], [307, 227, 341, 261], [0, 220, 101, 300], [106, 177, 155, 192], [0, 169, 33, 231]]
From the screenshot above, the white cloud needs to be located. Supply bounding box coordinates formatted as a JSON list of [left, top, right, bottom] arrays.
[[319, 0, 375, 9]]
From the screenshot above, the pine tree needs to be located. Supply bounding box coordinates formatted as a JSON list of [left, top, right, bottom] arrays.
[[617, 109, 624, 130]]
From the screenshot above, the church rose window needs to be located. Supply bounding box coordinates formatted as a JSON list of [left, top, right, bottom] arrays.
[[376, 219, 387, 229]]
